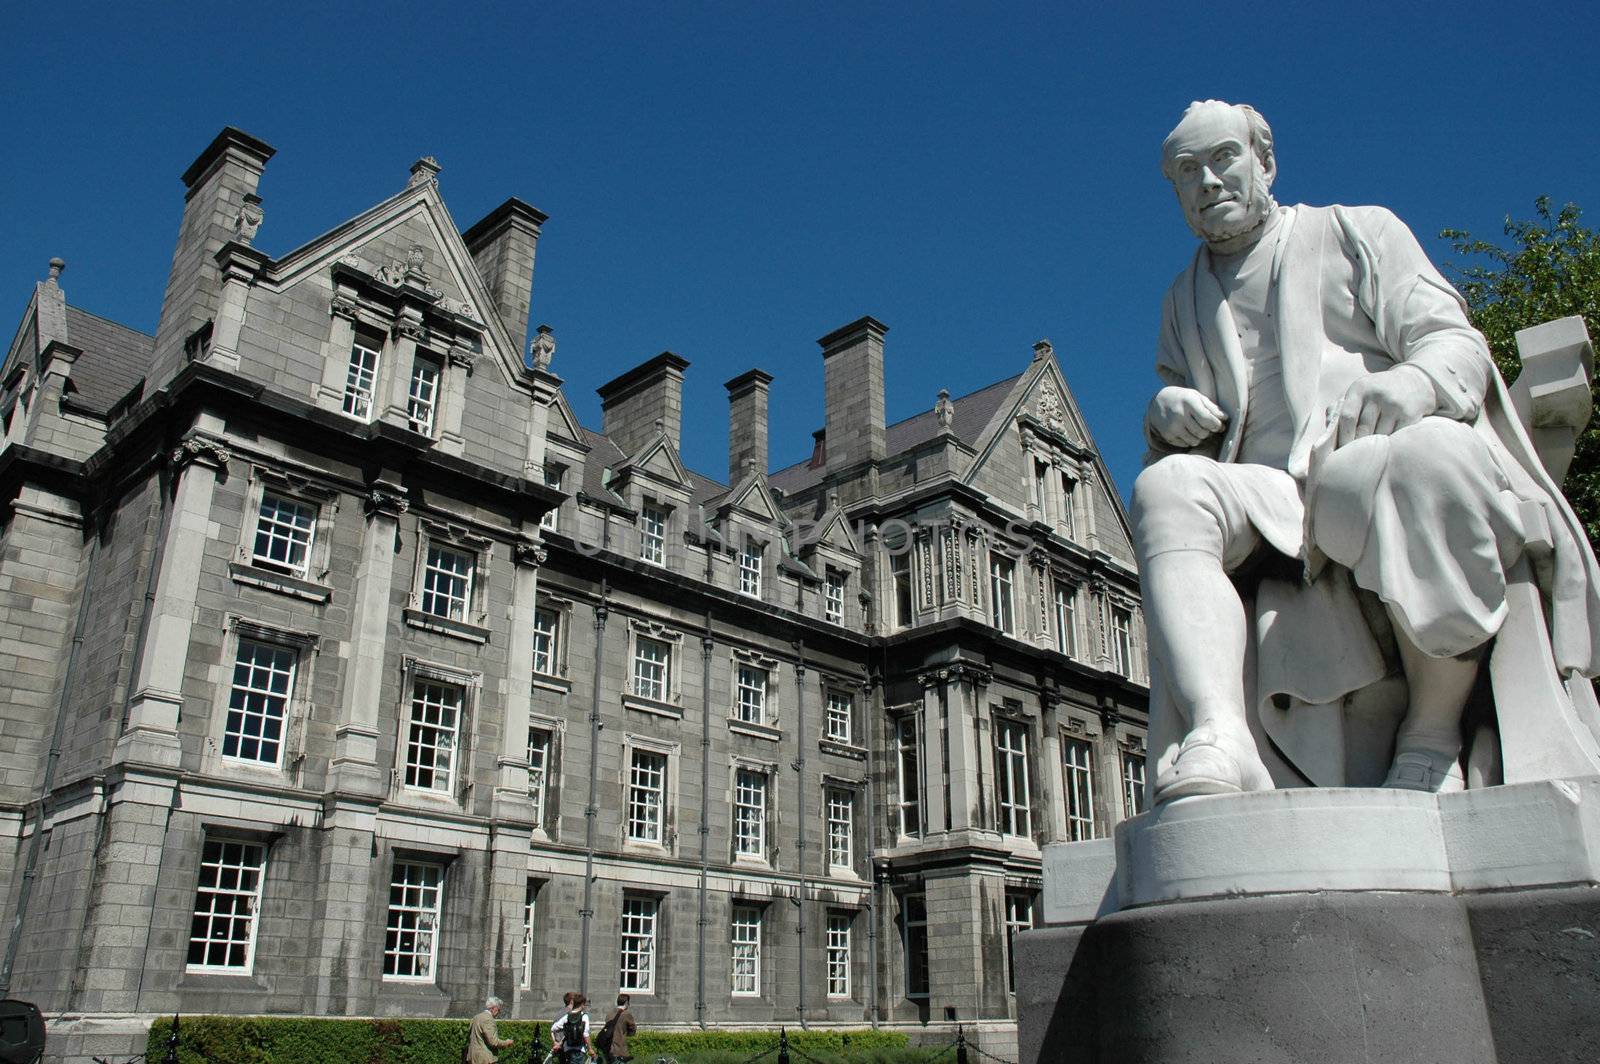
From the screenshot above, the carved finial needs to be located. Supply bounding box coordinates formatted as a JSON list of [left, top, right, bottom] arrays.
[[655, 417, 665, 435], [405, 244, 428, 283], [233, 194, 264, 245], [1034, 339, 1054, 360], [827, 489, 840, 511], [934, 388, 955, 431], [530, 324, 557, 371], [46, 257, 65, 284], [745, 457, 757, 478], [408, 156, 442, 188]]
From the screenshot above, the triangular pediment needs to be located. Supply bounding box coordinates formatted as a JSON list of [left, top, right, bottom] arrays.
[[724, 474, 785, 527], [797, 505, 860, 557], [547, 389, 586, 447], [619, 434, 693, 491]]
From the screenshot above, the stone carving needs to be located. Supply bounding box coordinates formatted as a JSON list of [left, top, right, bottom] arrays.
[[530, 324, 557, 371], [408, 156, 441, 188], [447, 346, 478, 373], [934, 388, 954, 431], [1036, 381, 1065, 432], [1033, 338, 1054, 361], [405, 244, 428, 283], [233, 194, 264, 245], [514, 540, 548, 569], [169, 436, 231, 471], [364, 486, 410, 518], [1134, 100, 1600, 805]]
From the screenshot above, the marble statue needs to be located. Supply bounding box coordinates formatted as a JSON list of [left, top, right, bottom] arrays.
[[1133, 100, 1600, 803]]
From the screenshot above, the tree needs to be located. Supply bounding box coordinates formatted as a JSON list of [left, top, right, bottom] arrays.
[[1443, 197, 1600, 547]]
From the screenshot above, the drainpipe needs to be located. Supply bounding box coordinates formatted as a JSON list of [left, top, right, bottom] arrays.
[[695, 612, 713, 1028], [865, 662, 883, 1028], [578, 579, 609, 995], [0, 508, 101, 995], [792, 640, 809, 1029]]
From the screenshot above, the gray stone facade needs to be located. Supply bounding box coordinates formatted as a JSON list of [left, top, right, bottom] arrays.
[[0, 129, 1146, 1050]]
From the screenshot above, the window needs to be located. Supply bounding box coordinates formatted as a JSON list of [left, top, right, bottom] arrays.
[[384, 862, 443, 981], [520, 880, 537, 989], [734, 768, 768, 859], [633, 636, 671, 703], [735, 665, 769, 725], [895, 716, 922, 837], [342, 330, 382, 419], [619, 896, 657, 993], [533, 607, 560, 676], [1004, 892, 1036, 994], [824, 570, 846, 625], [223, 639, 295, 766], [640, 505, 667, 566], [407, 354, 441, 435], [1063, 737, 1097, 842], [995, 719, 1032, 837], [990, 555, 1016, 634], [824, 691, 853, 745], [186, 839, 266, 972], [540, 467, 563, 531], [421, 543, 475, 622], [1123, 751, 1147, 817], [1053, 581, 1076, 657], [1059, 471, 1077, 538], [404, 680, 462, 793], [731, 905, 761, 997], [902, 893, 929, 999], [826, 912, 852, 998], [890, 550, 913, 627], [1109, 606, 1134, 676], [826, 787, 854, 870], [1033, 459, 1050, 518], [739, 541, 763, 597], [627, 749, 667, 843], [251, 492, 316, 578], [527, 727, 552, 824]]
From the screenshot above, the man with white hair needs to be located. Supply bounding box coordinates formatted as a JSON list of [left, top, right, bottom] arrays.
[[1133, 99, 1600, 802], [466, 995, 515, 1064]]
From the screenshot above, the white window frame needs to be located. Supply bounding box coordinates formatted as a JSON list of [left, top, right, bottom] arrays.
[[895, 714, 922, 838], [889, 549, 913, 628], [1123, 751, 1147, 818], [1062, 735, 1097, 842], [640, 504, 668, 566], [738, 539, 764, 598], [222, 638, 297, 768], [404, 678, 463, 794], [383, 860, 444, 982], [627, 748, 669, 844], [1053, 580, 1077, 658], [342, 329, 383, 420], [1109, 604, 1134, 677], [735, 664, 769, 726], [236, 467, 339, 594], [902, 892, 929, 999], [407, 353, 442, 436], [185, 838, 267, 974], [540, 466, 564, 532], [1032, 459, 1050, 520], [527, 725, 553, 824], [826, 911, 852, 998], [619, 895, 658, 994], [420, 541, 475, 622], [634, 635, 672, 703], [733, 766, 769, 861], [1059, 470, 1078, 539], [520, 879, 538, 990], [250, 491, 317, 579], [824, 690, 853, 745], [994, 717, 1032, 838], [990, 554, 1016, 634], [730, 904, 762, 997], [1004, 892, 1036, 994], [533, 605, 561, 678], [825, 786, 854, 871], [824, 570, 846, 625]]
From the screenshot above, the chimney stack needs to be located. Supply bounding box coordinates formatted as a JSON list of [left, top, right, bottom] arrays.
[[725, 369, 773, 484], [598, 352, 690, 457], [818, 316, 887, 471], [462, 197, 548, 358], [151, 127, 275, 387]]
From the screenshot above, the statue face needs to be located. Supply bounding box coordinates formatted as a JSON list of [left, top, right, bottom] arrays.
[[1163, 104, 1274, 243]]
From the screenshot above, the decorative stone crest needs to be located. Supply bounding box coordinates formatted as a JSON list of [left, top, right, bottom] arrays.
[[513, 540, 548, 569], [1033, 338, 1054, 361], [530, 325, 557, 371], [405, 244, 428, 283], [1036, 380, 1065, 433], [233, 194, 264, 245], [364, 486, 410, 518], [169, 436, 231, 471]]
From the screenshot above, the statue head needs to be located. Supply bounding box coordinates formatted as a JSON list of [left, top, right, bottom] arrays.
[[1161, 100, 1278, 246]]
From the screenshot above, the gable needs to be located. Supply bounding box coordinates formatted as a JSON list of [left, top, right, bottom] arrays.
[[547, 389, 586, 446], [724, 476, 785, 526], [618, 434, 693, 492]]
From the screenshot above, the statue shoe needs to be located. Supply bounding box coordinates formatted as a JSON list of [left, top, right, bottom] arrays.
[[1383, 748, 1466, 793], [1155, 729, 1274, 803]]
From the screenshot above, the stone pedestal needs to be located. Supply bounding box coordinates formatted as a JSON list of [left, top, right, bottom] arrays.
[[1018, 780, 1600, 1064]]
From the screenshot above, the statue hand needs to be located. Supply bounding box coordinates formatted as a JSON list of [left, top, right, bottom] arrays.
[[1149, 386, 1228, 448], [1333, 366, 1437, 448]]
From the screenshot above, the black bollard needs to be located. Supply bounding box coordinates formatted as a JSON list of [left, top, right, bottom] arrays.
[[530, 1025, 545, 1064], [955, 1025, 968, 1064], [777, 1027, 790, 1064], [163, 1014, 180, 1064]]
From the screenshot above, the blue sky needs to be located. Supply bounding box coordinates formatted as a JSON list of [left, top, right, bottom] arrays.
[[5, 1, 1597, 498]]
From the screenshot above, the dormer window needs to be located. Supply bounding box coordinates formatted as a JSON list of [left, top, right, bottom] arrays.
[[407, 354, 442, 435], [824, 570, 846, 625], [343, 329, 383, 420], [641, 505, 668, 566], [739, 541, 763, 598], [540, 466, 564, 532]]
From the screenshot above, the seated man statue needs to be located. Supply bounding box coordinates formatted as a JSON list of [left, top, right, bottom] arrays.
[[1134, 99, 1600, 803]]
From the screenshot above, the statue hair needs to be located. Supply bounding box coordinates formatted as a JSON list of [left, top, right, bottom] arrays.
[[1160, 100, 1275, 182]]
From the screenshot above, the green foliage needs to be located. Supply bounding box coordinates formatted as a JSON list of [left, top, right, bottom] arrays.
[[1442, 197, 1600, 545], [145, 1017, 927, 1064]]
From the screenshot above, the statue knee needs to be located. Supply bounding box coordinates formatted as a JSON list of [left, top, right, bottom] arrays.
[[1132, 455, 1227, 558], [1385, 418, 1480, 483]]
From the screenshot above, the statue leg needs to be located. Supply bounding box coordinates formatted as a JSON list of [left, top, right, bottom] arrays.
[[1133, 457, 1279, 801], [1385, 627, 1481, 792]]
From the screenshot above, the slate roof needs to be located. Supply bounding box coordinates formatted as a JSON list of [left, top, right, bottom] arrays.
[[63, 305, 152, 414], [767, 372, 1024, 496]]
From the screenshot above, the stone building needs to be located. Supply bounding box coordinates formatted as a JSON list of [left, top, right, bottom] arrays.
[[0, 129, 1147, 1054]]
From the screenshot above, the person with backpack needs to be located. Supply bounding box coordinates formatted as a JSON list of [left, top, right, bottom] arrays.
[[549, 991, 591, 1064], [595, 995, 637, 1063]]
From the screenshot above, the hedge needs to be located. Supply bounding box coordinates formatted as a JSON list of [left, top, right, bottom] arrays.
[[146, 1017, 932, 1064]]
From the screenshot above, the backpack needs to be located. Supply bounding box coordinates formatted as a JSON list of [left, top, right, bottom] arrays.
[[595, 1014, 619, 1056], [561, 1012, 588, 1052]]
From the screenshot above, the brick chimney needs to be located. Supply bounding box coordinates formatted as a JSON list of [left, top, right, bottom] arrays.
[[725, 369, 773, 484], [598, 352, 690, 457], [462, 197, 547, 358], [151, 128, 275, 386], [818, 316, 887, 471]]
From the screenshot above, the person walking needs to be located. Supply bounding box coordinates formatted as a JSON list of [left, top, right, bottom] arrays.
[[465, 997, 515, 1064], [549, 991, 591, 1064], [597, 995, 637, 1063]]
